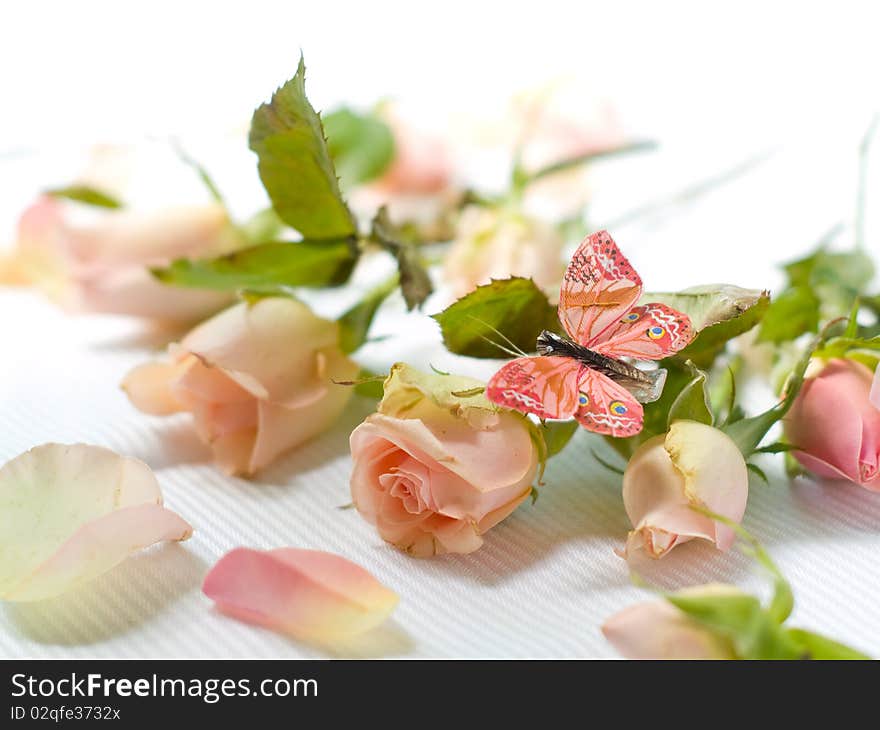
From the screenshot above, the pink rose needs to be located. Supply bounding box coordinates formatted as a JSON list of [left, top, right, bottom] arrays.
[[4, 196, 236, 320], [623, 420, 749, 558], [784, 358, 880, 489], [349, 364, 540, 557], [123, 296, 359, 475], [443, 205, 565, 297]]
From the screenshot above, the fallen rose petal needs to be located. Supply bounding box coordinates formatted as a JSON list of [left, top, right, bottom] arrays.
[[602, 585, 740, 659], [0, 443, 192, 601], [203, 548, 399, 641]]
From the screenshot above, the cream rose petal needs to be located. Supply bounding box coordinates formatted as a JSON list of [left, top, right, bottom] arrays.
[[0, 444, 192, 602], [203, 548, 399, 641]]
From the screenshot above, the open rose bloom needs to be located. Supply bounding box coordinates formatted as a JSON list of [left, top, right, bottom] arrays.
[[623, 420, 749, 559], [0, 443, 191, 602], [2, 196, 236, 320], [785, 358, 880, 490], [350, 364, 540, 557], [123, 296, 359, 475]]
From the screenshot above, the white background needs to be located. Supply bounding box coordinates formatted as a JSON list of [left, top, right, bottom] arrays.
[[0, 1, 879, 657]]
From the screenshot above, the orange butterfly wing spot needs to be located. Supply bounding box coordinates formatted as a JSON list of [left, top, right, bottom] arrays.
[[592, 303, 694, 360], [486, 356, 584, 420], [574, 368, 644, 437], [559, 230, 643, 346]]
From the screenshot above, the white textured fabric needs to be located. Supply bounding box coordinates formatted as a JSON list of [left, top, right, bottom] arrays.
[[1, 279, 879, 658], [2, 120, 880, 658]]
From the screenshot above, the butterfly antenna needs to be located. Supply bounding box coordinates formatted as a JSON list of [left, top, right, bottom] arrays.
[[465, 315, 529, 357], [476, 333, 525, 359]]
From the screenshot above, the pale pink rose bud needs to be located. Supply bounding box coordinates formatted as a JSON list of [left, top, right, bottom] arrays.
[[784, 358, 880, 489], [349, 363, 540, 557], [4, 196, 236, 320], [602, 584, 740, 659], [203, 548, 398, 642], [123, 297, 359, 476], [443, 205, 565, 298], [623, 420, 749, 559]]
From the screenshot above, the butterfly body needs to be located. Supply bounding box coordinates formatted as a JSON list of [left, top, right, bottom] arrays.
[[534, 329, 666, 403], [486, 231, 695, 437]]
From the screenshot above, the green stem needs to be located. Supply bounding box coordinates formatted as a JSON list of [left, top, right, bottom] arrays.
[[337, 272, 400, 354], [601, 151, 772, 230], [523, 140, 657, 187], [722, 318, 844, 456]]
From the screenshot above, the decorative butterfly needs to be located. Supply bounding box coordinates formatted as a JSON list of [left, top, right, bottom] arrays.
[[486, 230, 695, 437]]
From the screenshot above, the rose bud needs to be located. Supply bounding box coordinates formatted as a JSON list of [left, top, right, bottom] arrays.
[[623, 420, 749, 559], [349, 363, 540, 557], [784, 358, 880, 490], [3, 196, 236, 321], [123, 296, 359, 475], [443, 205, 565, 297], [602, 584, 740, 659]]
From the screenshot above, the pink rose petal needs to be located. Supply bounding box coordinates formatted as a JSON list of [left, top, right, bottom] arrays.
[[203, 548, 399, 642]]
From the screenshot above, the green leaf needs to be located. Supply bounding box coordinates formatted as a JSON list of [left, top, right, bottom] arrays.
[[591, 448, 625, 475], [337, 274, 400, 354], [371, 207, 433, 310], [522, 140, 657, 186], [433, 277, 559, 358], [692, 507, 793, 625], [667, 591, 804, 660], [667, 360, 713, 426], [396, 244, 433, 310], [604, 360, 693, 459], [45, 185, 123, 209], [746, 462, 769, 484], [239, 206, 286, 245], [753, 442, 800, 454], [784, 628, 870, 660], [173, 142, 225, 206], [152, 239, 357, 291], [249, 56, 356, 238], [757, 286, 820, 343], [541, 420, 579, 458], [786, 248, 875, 295], [765, 248, 877, 342], [645, 286, 770, 365], [722, 325, 831, 457], [323, 106, 395, 188], [844, 298, 860, 338], [813, 334, 880, 371]]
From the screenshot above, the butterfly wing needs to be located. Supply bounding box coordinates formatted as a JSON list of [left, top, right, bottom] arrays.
[[591, 303, 694, 360], [575, 368, 644, 437], [558, 230, 643, 347], [486, 356, 584, 420]]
